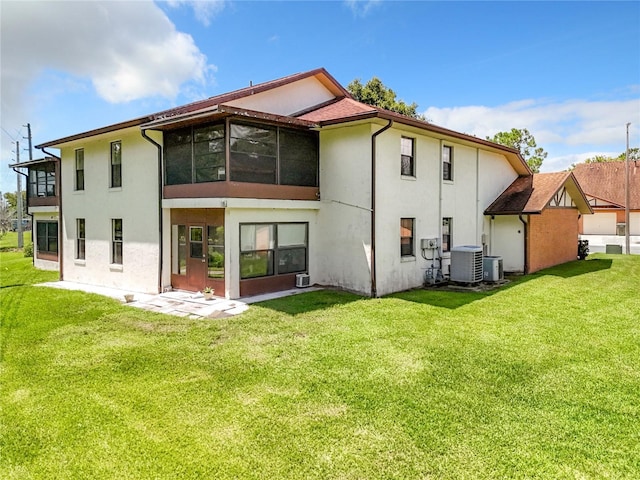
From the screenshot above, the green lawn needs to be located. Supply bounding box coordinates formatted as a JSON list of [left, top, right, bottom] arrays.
[[1, 247, 639, 479]]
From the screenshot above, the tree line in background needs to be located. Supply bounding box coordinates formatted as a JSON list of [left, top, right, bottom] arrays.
[[0, 191, 27, 234], [348, 77, 638, 174]]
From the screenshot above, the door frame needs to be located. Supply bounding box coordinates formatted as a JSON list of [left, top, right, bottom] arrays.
[[170, 209, 225, 293]]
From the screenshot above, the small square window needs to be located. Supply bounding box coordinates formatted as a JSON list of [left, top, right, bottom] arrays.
[[401, 137, 415, 177]]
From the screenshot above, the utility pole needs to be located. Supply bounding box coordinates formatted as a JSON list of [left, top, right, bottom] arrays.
[[24, 123, 33, 160], [625, 123, 631, 255], [15, 141, 24, 248]]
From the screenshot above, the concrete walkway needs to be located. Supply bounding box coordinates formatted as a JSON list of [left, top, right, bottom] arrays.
[[38, 281, 321, 319]]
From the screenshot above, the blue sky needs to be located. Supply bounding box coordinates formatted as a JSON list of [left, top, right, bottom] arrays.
[[2, 0, 639, 195]]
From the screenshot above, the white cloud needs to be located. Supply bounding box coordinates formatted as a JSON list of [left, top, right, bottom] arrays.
[[165, 0, 227, 26], [0, 0, 216, 192], [423, 95, 640, 172], [0, 1, 214, 119], [344, 0, 382, 17]]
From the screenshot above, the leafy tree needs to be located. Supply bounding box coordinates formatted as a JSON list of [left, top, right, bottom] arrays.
[[0, 192, 13, 234], [486, 128, 547, 173], [347, 77, 426, 120], [3, 191, 26, 215], [568, 148, 639, 170]]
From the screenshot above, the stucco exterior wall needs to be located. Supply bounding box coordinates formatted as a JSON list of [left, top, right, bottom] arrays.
[[227, 77, 336, 116], [489, 216, 525, 273], [373, 128, 519, 296], [375, 129, 440, 295], [631, 212, 640, 235], [315, 124, 373, 295], [59, 128, 161, 293], [528, 208, 579, 273]]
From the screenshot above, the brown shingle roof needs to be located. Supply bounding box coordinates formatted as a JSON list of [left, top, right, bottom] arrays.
[[297, 98, 376, 122], [37, 68, 348, 148], [572, 161, 640, 209], [485, 172, 592, 215]]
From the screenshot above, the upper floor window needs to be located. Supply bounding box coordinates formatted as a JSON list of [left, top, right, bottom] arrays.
[[400, 218, 415, 257], [443, 145, 453, 181], [75, 149, 84, 191], [110, 141, 122, 188], [28, 163, 56, 197], [442, 217, 452, 253], [401, 137, 415, 176], [165, 123, 225, 185], [164, 121, 318, 188], [112, 218, 123, 265]]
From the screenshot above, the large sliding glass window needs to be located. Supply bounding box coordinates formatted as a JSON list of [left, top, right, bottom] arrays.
[[164, 121, 318, 187], [165, 128, 197, 185], [230, 124, 277, 184], [36, 221, 58, 255], [28, 163, 56, 197], [239, 223, 307, 279], [194, 124, 225, 182], [279, 129, 318, 186]]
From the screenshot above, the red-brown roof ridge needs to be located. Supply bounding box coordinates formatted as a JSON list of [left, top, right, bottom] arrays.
[[572, 161, 640, 209]]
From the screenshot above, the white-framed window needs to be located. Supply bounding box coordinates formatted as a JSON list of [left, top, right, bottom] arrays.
[[400, 218, 415, 257], [110, 141, 122, 188], [75, 149, 84, 191], [401, 137, 415, 177], [442, 217, 452, 253], [239, 223, 307, 279], [76, 218, 85, 260], [443, 145, 453, 181], [112, 218, 123, 264]]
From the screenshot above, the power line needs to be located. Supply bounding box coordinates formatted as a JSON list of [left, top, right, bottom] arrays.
[[1, 125, 23, 142]]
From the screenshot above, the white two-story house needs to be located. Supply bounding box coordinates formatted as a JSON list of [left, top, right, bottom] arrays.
[[36, 68, 538, 298]]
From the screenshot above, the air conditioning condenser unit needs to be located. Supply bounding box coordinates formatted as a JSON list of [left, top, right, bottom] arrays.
[[450, 245, 483, 283], [483, 256, 504, 282], [296, 273, 310, 288]]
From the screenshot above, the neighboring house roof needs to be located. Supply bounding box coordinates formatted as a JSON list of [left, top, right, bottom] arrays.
[[35, 67, 530, 175], [485, 171, 592, 215], [572, 161, 640, 210]]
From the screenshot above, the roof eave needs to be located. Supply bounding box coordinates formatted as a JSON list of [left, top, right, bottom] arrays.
[[35, 117, 150, 149]]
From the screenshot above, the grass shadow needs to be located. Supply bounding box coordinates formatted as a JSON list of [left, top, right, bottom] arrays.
[[391, 257, 614, 310], [254, 289, 364, 315], [258, 258, 616, 314]]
